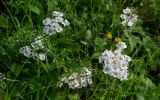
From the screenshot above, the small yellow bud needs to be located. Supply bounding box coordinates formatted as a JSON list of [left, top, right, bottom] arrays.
[[115, 37, 122, 43], [105, 32, 112, 40]]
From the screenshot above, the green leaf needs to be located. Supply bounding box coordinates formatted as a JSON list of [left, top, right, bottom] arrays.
[[29, 5, 40, 15], [124, 31, 141, 52], [60, 48, 70, 56], [10, 89, 20, 97], [68, 42, 81, 52], [80, 58, 92, 67], [68, 94, 80, 100], [39, 61, 49, 73], [10, 64, 22, 76], [0, 81, 7, 89], [136, 95, 145, 100], [53, 91, 67, 100], [92, 53, 102, 58], [143, 36, 157, 49], [94, 37, 107, 46], [0, 16, 9, 28], [85, 30, 92, 40], [81, 41, 88, 45], [144, 77, 156, 89], [29, 82, 42, 90]]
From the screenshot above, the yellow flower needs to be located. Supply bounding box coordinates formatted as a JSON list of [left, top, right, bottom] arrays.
[[115, 37, 122, 43], [105, 32, 112, 40]]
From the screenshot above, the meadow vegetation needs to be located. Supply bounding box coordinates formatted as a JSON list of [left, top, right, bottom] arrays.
[[0, 0, 160, 99]]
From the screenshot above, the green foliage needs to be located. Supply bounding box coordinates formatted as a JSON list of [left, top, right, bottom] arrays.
[[0, 0, 160, 99]]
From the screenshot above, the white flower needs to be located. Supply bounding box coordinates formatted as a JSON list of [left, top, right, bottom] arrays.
[[57, 81, 63, 87], [19, 46, 33, 58], [52, 11, 64, 17], [131, 14, 138, 21], [127, 21, 134, 27], [99, 42, 131, 81], [62, 19, 70, 26], [83, 67, 92, 76], [54, 24, 63, 33], [124, 55, 132, 62], [80, 77, 88, 87], [31, 36, 44, 50], [87, 78, 93, 84], [43, 26, 55, 36], [116, 42, 127, 50], [58, 67, 92, 89], [42, 18, 52, 26], [121, 20, 127, 26], [120, 14, 127, 19], [55, 16, 64, 23], [123, 7, 131, 14], [68, 79, 80, 89], [114, 49, 122, 55], [31, 51, 38, 59], [37, 53, 46, 60], [60, 77, 68, 83], [43, 11, 69, 36], [120, 7, 138, 27]]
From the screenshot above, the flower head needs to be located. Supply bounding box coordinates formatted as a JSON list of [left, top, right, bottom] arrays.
[[42, 18, 52, 26], [99, 42, 131, 81], [57, 67, 92, 89], [62, 19, 70, 26], [37, 53, 47, 61], [31, 36, 44, 50], [115, 37, 122, 43], [52, 11, 64, 17], [123, 7, 131, 14], [42, 11, 70, 36], [120, 7, 138, 27], [20, 36, 47, 61], [105, 32, 112, 40], [116, 42, 127, 50], [19, 46, 33, 58]]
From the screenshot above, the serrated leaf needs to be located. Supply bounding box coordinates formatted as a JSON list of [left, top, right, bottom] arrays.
[[124, 31, 141, 52], [143, 36, 156, 49]]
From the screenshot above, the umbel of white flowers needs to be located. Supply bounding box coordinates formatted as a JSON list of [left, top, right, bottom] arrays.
[[99, 42, 132, 81], [42, 11, 70, 36], [120, 7, 138, 27], [19, 36, 47, 61], [57, 67, 93, 89]]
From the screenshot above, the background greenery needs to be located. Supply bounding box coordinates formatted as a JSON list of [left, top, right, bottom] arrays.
[[0, 0, 160, 99]]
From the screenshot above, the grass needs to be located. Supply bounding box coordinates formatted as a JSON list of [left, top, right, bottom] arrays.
[[0, 0, 160, 99]]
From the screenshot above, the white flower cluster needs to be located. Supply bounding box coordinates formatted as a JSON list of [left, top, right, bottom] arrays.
[[120, 7, 138, 27], [19, 36, 47, 60], [99, 42, 131, 81], [42, 11, 70, 36], [57, 67, 93, 89]]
